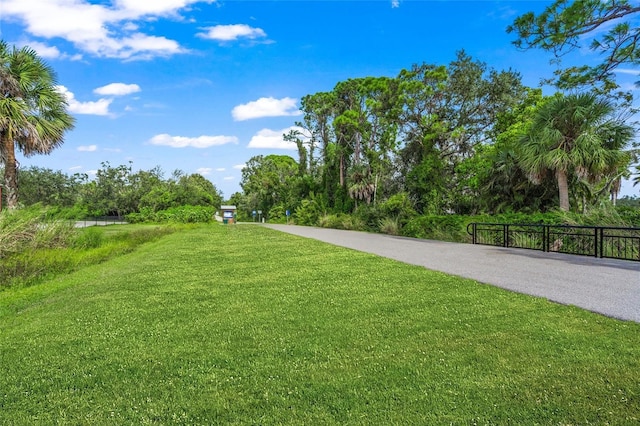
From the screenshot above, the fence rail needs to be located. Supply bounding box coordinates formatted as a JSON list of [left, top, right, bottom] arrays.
[[466, 223, 640, 262], [74, 216, 127, 228]]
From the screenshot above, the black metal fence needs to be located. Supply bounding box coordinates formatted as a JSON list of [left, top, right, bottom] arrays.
[[466, 223, 640, 262], [75, 216, 127, 227]]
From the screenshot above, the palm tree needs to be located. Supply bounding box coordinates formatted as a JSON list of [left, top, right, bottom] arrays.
[[0, 41, 75, 209], [518, 93, 634, 211]]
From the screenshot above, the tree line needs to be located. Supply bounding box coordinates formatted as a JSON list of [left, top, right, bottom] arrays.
[[0, 163, 223, 219], [232, 50, 638, 223]]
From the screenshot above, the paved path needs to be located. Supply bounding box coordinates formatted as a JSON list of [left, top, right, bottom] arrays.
[[265, 225, 640, 323]]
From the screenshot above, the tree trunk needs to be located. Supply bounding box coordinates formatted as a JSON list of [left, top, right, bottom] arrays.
[[610, 177, 620, 206], [2, 134, 19, 209], [556, 168, 570, 211]]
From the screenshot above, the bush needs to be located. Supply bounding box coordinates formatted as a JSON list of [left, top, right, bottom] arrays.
[[294, 199, 322, 226], [402, 215, 470, 242], [267, 204, 288, 224], [318, 214, 365, 231], [353, 205, 385, 231], [127, 206, 215, 224], [379, 192, 417, 224], [379, 217, 400, 235]]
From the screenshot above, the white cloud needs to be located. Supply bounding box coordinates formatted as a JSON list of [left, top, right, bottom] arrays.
[[19, 40, 62, 58], [69, 165, 83, 171], [1, 0, 203, 60], [57, 85, 112, 116], [216, 168, 226, 172], [391, 0, 400, 8], [77, 145, 98, 152], [16, 40, 83, 61], [248, 126, 305, 150], [197, 24, 266, 41], [112, 33, 184, 60], [94, 83, 141, 96], [149, 133, 238, 148], [233, 164, 245, 170], [113, 0, 215, 18], [232, 97, 301, 121], [223, 176, 235, 181], [196, 167, 213, 175], [615, 68, 640, 76]]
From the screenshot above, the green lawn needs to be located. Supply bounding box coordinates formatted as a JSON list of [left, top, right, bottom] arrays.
[[1, 224, 638, 424]]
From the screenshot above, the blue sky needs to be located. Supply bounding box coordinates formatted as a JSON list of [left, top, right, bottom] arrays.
[[1, 0, 638, 198]]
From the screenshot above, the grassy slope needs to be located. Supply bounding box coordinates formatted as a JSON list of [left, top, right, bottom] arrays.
[[0, 224, 638, 424]]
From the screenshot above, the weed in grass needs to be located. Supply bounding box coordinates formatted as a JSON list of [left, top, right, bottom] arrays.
[[73, 226, 104, 249]]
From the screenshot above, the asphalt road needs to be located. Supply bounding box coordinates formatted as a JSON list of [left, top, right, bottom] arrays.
[[265, 224, 640, 323]]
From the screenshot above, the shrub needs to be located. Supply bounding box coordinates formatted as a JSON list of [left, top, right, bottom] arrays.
[[318, 214, 340, 229], [379, 192, 417, 224], [353, 205, 385, 231], [402, 215, 469, 242], [128, 206, 215, 224], [617, 206, 640, 227], [268, 205, 287, 224], [294, 199, 322, 226], [340, 215, 365, 231], [318, 213, 365, 231], [379, 217, 400, 235]]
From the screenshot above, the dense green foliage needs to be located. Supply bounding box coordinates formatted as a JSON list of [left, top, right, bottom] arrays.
[[233, 51, 638, 226], [1, 225, 638, 423], [128, 205, 216, 224], [401, 208, 640, 243]]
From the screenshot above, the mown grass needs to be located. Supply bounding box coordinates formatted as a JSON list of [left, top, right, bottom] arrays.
[[0, 224, 638, 424]]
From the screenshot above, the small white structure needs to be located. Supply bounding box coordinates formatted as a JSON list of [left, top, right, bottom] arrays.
[[220, 205, 237, 224]]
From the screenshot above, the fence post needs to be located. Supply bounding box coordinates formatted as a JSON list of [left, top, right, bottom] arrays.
[[598, 227, 604, 258], [504, 224, 509, 247], [543, 225, 548, 252], [472, 223, 476, 245]]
